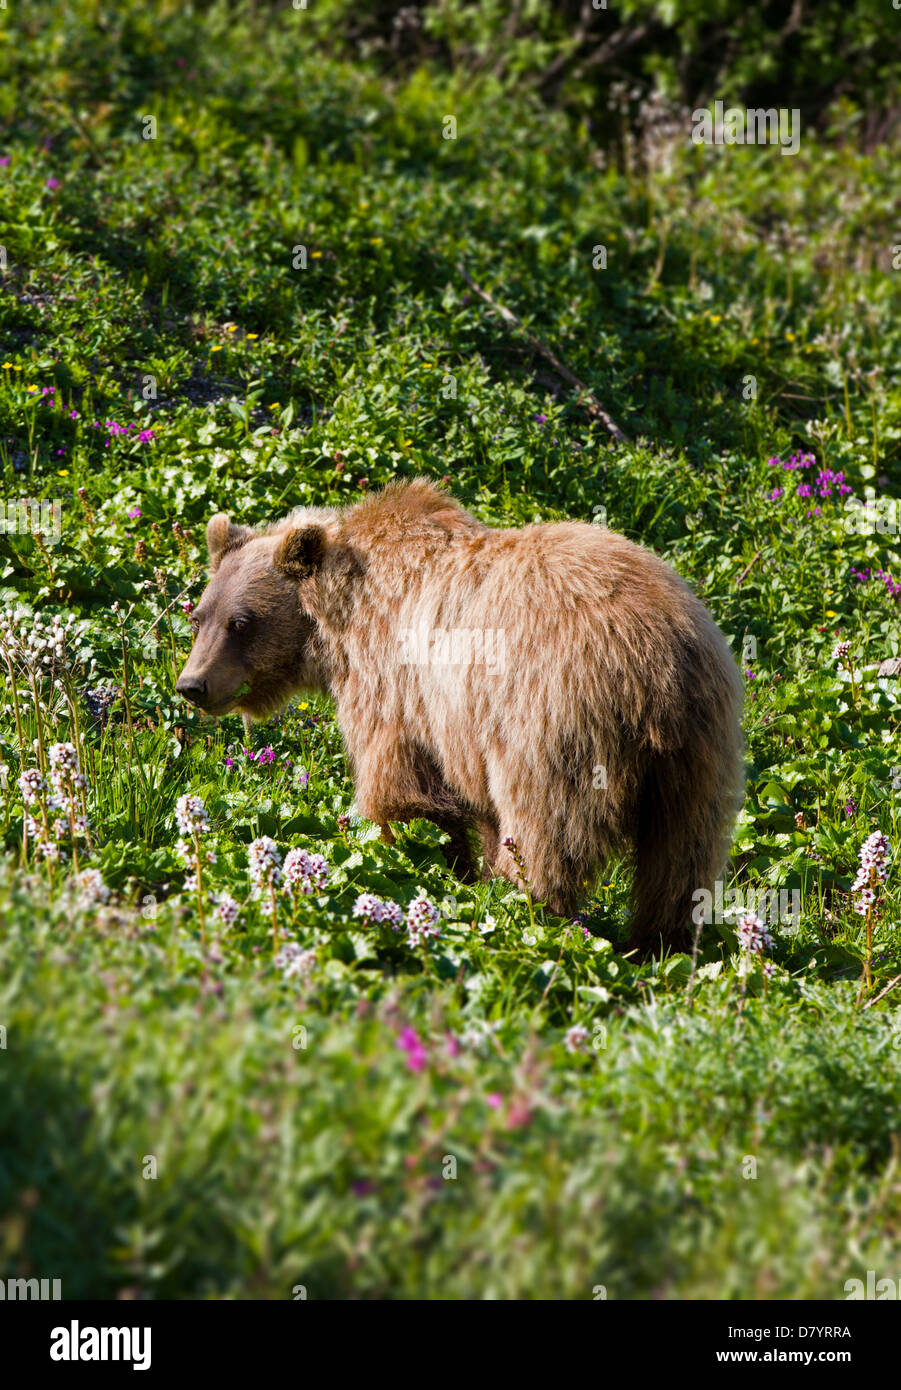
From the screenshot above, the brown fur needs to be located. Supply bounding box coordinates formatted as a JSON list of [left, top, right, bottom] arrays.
[[177, 480, 744, 953]]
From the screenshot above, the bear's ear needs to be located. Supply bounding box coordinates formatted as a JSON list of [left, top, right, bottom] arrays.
[[206, 514, 253, 570], [273, 524, 327, 581]]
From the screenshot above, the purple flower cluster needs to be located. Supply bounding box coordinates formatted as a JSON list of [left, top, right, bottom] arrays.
[[352, 889, 440, 946], [352, 892, 405, 928], [768, 452, 814, 471], [215, 893, 240, 927], [406, 891, 442, 946], [19, 744, 90, 859], [283, 847, 329, 895], [246, 836, 329, 906], [766, 453, 851, 513], [564, 1024, 590, 1054], [397, 1025, 428, 1073], [813, 468, 852, 499], [735, 911, 773, 954], [245, 744, 276, 765], [248, 835, 283, 889], [174, 794, 216, 886], [274, 942, 318, 979], [32, 386, 157, 452], [93, 419, 155, 447], [228, 746, 309, 791], [849, 566, 901, 599], [47, 742, 87, 825], [851, 831, 891, 916], [175, 793, 209, 836], [18, 767, 48, 806], [75, 868, 110, 906]]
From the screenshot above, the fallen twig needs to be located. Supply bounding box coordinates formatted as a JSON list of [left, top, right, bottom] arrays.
[[736, 550, 762, 586], [455, 263, 629, 443], [862, 971, 901, 1010]]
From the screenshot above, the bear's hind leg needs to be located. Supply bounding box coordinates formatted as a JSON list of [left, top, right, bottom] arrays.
[[626, 742, 740, 957], [495, 826, 585, 917], [473, 810, 501, 884]]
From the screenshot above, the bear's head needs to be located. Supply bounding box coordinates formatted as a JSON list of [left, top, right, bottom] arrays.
[[176, 508, 342, 719]]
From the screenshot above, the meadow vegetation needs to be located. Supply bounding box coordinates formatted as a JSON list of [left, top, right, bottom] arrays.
[[0, 1, 900, 1298]]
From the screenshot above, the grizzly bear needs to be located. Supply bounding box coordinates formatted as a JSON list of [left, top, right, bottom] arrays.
[[177, 480, 744, 954]]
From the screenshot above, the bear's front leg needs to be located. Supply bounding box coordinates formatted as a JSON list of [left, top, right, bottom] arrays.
[[352, 731, 477, 881]]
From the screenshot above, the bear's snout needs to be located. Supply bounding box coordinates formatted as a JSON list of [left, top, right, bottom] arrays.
[[176, 674, 209, 707]]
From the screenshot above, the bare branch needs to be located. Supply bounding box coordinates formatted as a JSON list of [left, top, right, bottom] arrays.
[[455, 263, 629, 443]]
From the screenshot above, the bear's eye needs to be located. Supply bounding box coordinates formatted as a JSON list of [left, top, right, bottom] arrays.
[[228, 614, 253, 634]]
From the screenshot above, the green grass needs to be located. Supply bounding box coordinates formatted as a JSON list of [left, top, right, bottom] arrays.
[[1, 0, 900, 1299]]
